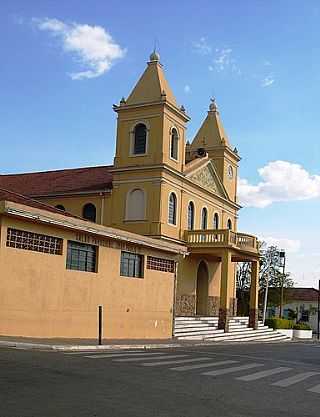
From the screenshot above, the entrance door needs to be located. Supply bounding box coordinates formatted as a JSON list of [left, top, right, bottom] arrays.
[[196, 261, 209, 315]]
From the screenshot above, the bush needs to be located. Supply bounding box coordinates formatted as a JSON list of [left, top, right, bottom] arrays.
[[265, 318, 294, 329], [293, 323, 312, 330]]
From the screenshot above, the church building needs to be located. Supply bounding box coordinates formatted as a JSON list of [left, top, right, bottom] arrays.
[[0, 52, 260, 339]]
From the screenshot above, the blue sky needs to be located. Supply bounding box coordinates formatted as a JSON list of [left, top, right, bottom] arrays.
[[1, 1, 320, 287]]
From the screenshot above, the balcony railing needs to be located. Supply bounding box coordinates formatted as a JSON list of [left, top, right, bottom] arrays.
[[185, 229, 258, 253]]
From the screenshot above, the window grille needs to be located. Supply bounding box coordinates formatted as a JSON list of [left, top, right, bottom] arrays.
[[6, 228, 63, 255], [187, 202, 194, 230], [168, 193, 177, 225], [170, 128, 178, 160], [201, 207, 208, 229], [133, 123, 147, 154], [120, 251, 144, 278], [66, 241, 97, 273], [147, 256, 175, 273]]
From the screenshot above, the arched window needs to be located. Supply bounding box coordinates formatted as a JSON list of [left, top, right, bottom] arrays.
[[170, 128, 179, 160], [227, 219, 232, 230], [55, 204, 65, 211], [187, 201, 194, 230], [133, 123, 147, 154], [126, 189, 146, 220], [213, 213, 219, 229], [83, 203, 96, 222], [201, 207, 208, 230], [168, 193, 177, 225]]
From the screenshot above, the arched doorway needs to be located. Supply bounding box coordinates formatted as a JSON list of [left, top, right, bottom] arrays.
[[196, 261, 209, 315]]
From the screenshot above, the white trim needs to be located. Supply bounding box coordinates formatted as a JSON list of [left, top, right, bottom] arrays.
[[168, 191, 178, 226], [200, 206, 208, 230], [187, 200, 195, 231], [169, 126, 179, 162]]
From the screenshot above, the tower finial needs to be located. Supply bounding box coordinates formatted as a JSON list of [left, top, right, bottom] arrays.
[[150, 38, 160, 62], [209, 97, 218, 112]]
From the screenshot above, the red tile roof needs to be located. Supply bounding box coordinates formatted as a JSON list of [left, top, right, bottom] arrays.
[[284, 288, 319, 302], [0, 165, 113, 197], [0, 188, 78, 218]]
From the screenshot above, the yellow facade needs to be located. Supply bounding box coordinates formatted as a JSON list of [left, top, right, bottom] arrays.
[[0, 201, 184, 339], [0, 51, 261, 338]]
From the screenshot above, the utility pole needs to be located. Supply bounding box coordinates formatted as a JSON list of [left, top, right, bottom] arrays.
[[262, 256, 270, 324], [317, 279, 320, 341], [279, 250, 286, 319]]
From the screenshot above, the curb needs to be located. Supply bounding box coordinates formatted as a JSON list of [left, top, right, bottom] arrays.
[[0, 340, 183, 351]]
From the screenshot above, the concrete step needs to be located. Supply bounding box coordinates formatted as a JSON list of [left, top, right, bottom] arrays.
[[176, 330, 225, 340], [204, 330, 289, 342], [174, 328, 222, 337], [230, 333, 290, 342]]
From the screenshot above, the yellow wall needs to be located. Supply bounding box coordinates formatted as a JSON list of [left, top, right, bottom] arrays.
[[0, 216, 176, 339]]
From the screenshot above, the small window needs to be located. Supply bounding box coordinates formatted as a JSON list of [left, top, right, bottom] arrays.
[[213, 213, 219, 229], [83, 203, 96, 222], [201, 208, 207, 230], [55, 204, 66, 211], [133, 123, 147, 155], [227, 219, 232, 230], [168, 192, 177, 225], [147, 256, 175, 273], [187, 202, 194, 230], [66, 241, 97, 273], [6, 228, 63, 255], [170, 128, 179, 160], [120, 251, 144, 278]]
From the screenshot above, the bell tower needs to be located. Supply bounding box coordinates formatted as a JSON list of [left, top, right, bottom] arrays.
[[113, 51, 190, 173], [190, 99, 240, 203]]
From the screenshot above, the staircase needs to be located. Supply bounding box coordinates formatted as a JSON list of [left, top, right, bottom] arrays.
[[174, 316, 290, 342]]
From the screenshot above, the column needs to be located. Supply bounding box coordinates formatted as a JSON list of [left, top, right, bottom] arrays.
[[249, 260, 259, 329], [218, 251, 232, 331]]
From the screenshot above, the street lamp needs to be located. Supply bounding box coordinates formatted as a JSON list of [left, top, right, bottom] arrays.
[[279, 250, 286, 318]]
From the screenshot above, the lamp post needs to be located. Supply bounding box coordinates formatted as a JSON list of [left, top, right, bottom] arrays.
[[279, 250, 286, 319]]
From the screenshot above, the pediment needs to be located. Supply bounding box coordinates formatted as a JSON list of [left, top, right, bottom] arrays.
[[186, 161, 228, 199]]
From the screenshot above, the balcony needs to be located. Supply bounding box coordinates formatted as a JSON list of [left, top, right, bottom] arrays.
[[184, 229, 259, 256]]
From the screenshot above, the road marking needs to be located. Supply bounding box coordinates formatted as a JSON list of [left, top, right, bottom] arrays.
[[170, 360, 238, 372], [65, 350, 144, 355], [307, 384, 320, 394], [272, 372, 320, 387], [85, 352, 167, 359], [202, 363, 264, 376], [236, 367, 291, 382], [114, 354, 188, 362], [142, 357, 211, 367]]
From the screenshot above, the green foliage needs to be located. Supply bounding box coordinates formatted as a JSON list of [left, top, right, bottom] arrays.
[[287, 308, 297, 320], [293, 323, 312, 330], [265, 318, 294, 329]]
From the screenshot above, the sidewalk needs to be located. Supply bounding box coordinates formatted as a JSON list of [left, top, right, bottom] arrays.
[[0, 335, 193, 351]]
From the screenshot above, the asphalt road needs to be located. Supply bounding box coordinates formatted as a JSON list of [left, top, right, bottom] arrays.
[[1, 342, 320, 417]]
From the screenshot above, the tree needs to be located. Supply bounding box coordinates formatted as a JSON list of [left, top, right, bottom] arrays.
[[236, 242, 295, 316]]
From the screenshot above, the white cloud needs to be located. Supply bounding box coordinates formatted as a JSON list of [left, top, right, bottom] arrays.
[[193, 37, 212, 55], [184, 85, 191, 94], [214, 48, 233, 72], [261, 75, 274, 87], [238, 160, 320, 208], [33, 17, 126, 80], [260, 236, 301, 253]]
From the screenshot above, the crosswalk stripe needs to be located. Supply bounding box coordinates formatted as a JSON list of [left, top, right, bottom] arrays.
[[143, 357, 211, 367], [170, 360, 238, 372], [307, 384, 320, 394], [236, 367, 291, 382], [65, 350, 144, 355], [114, 354, 188, 362], [272, 372, 320, 387], [202, 363, 264, 376], [84, 352, 166, 359]]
